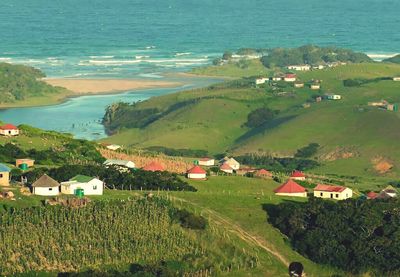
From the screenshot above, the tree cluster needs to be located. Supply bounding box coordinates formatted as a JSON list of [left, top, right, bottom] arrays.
[[267, 197, 400, 274]]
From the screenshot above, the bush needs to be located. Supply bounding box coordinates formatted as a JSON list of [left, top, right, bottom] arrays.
[[245, 107, 278, 128], [173, 209, 207, 230], [294, 143, 319, 158]]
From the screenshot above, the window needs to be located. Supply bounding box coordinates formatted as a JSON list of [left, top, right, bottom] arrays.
[[330, 193, 333, 198], [320, 193, 323, 197], [93, 185, 97, 190], [0, 174, 3, 178], [336, 194, 339, 198], [49, 188, 53, 191]]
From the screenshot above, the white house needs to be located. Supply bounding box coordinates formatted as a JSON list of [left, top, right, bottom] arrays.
[[61, 175, 104, 196], [32, 174, 60, 196], [255, 78, 269, 85], [284, 73, 297, 82], [103, 159, 135, 169], [272, 76, 282, 81], [327, 94, 342, 100], [223, 157, 240, 170], [105, 144, 121, 151], [287, 65, 311, 71], [310, 84, 321, 90], [313, 184, 352, 200], [393, 77, 400, 81], [187, 165, 207, 180], [0, 124, 19, 136], [198, 158, 215, 166], [294, 82, 304, 88]]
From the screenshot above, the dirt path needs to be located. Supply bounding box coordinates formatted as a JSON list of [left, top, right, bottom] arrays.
[[170, 196, 290, 268]]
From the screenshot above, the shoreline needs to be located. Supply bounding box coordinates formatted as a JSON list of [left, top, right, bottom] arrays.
[[0, 78, 185, 110], [43, 78, 183, 94]]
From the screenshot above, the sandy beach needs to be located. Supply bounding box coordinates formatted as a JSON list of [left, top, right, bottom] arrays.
[[44, 78, 182, 94]]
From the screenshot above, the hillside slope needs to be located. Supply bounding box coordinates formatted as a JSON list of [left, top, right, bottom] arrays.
[[102, 63, 400, 176], [0, 63, 69, 107]]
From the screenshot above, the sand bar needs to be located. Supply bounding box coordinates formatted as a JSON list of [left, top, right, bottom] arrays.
[[44, 78, 182, 94]]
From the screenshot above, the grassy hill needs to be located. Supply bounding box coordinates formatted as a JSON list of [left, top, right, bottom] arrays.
[[102, 62, 400, 177], [0, 63, 69, 107]]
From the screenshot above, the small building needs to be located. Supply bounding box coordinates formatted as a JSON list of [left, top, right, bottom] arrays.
[[393, 77, 400, 81], [274, 179, 307, 197], [0, 164, 11, 186], [104, 159, 135, 169], [255, 78, 269, 85], [142, 161, 165, 172], [366, 191, 378, 200], [16, 158, 35, 168], [284, 73, 297, 82], [327, 94, 342, 100], [287, 65, 311, 71], [386, 104, 398, 111], [187, 165, 207, 180], [0, 124, 19, 136], [220, 163, 234, 174], [310, 83, 321, 90], [313, 65, 325, 70], [198, 158, 215, 166], [224, 157, 240, 170], [32, 174, 60, 196], [380, 185, 397, 198], [294, 82, 304, 88], [313, 184, 353, 200], [315, 96, 322, 102], [302, 103, 311, 108], [61, 175, 104, 196], [236, 167, 256, 176], [255, 169, 273, 178], [272, 76, 283, 81], [105, 144, 121, 151], [290, 170, 306, 181]]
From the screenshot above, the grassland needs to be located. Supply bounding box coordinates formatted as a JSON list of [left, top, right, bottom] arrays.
[[102, 62, 400, 178]]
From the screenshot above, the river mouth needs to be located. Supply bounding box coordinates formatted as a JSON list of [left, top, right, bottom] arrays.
[[0, 75, 223, 141]]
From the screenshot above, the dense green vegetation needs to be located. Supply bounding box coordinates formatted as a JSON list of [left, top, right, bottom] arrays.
[[145, 146, 208, 158], [244, 107, 278, 128], [0, 63, 66, 104], [234, 154, 319, 172], [294, 143, 320, 158], [260, 45, 372, 68], [20, 164, 197, 192], [267, 197, 400, 275]]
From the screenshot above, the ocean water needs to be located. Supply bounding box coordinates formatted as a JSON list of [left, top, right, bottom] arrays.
[[0, 0, 399, 78]]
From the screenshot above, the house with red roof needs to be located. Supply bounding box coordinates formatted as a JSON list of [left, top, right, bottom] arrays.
[[255, 169, 273, 178], [274, 179, 307, 197], [220, 163, 233, 174], [366, 191, 378, 200], [198, 157, 215, 167], [313, 184, 352, 200], [0, 124, 19, 136], [290, 170, 306, 181], [142, 161, 165, 172], [187, 165, 207, 180], [284, 73, 297, 82]]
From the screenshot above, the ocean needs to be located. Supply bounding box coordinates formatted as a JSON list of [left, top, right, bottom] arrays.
[[0, 0, 399, 78]]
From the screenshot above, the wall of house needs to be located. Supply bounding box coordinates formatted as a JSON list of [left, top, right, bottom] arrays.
[[199, 160, 214, 166], [313, 189, 352, 200], [61, 180, 104, 195], [0, 129, 19, 136], [188, 173, 206, 179], [0, 172, 10, 186], [34, 187, 60, 196]]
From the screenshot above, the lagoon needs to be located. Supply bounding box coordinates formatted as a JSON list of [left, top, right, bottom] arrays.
[[0, 76, 221, 140]]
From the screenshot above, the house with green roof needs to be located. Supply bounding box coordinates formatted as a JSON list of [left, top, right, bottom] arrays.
[[0, 163, 11, 186], [60, 175, 104, 196]]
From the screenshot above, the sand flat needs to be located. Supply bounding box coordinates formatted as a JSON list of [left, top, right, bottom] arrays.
[[44, 78, 182, 94]]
